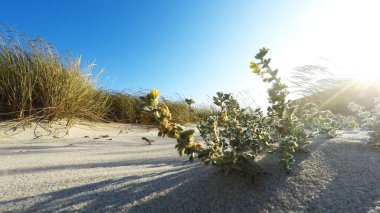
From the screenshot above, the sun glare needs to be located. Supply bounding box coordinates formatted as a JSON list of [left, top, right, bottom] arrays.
[[280, 0, 380, 88], [354, 72, 380, 83], [345, 65, 380, 85]]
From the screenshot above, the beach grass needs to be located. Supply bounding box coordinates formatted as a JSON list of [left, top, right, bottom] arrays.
[[103, 90, 141, 123], [0, 27, 213, 126], [0, 27, 109, 125]]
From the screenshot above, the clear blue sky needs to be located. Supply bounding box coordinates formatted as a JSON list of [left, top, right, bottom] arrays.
[[1, 0, 379, 107]]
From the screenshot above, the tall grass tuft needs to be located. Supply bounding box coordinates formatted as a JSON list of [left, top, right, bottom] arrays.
[[103, 90, 141, 123], [0, 27, 108, 125]]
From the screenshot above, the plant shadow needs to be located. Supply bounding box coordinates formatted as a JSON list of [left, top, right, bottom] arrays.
[[2, 131, 378, 212], [1, 160, 292, 212]]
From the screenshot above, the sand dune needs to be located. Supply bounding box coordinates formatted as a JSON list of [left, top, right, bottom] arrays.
[[0, 123, 379, 212]]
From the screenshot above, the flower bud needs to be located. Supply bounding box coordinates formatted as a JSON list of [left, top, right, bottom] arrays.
[[149, 89, 159, 100], [249, 61, 260, 74]]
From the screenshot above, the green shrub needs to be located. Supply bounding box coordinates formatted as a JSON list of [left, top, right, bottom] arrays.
[[197, 92, 273, 175], [250, 48, 312, 172], [346, 99, 380, 148], [347, 102, 374, 130], [142, 48, 339, 178], [369, 98, 380, 147], [294, 103, 339, 138], [333, 114, 358, 130]]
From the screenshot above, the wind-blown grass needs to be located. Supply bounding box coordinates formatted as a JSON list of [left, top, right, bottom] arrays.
[[0, 27, 108, 125], [290, 65, 379, 115]]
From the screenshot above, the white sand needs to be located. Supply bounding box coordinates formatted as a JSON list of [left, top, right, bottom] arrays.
[[0, 122, 379, 212]]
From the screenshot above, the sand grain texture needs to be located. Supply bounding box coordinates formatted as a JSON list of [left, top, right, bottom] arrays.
[[0, 123, 379, 212]]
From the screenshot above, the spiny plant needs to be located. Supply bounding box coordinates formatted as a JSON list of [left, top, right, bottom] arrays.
[[333, 114, 358, 130], [197, 92, 274, 176], [140, 89, 203, 161], [141, 89, 274, 177], [250, 48, 340, 170], [347, 102, 374, 130], [294, 103, 339, 138], [348, 99, 380, 148], [250, 48, 310, 171], [142, 48, 339, 176], [369, 98, 380, 147]]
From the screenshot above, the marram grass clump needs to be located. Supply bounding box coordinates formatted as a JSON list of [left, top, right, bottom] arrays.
[[103, 90, 141, 123], [0, 27, 108, 125]]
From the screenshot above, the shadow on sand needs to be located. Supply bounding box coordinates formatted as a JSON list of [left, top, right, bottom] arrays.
[[1, 131, 379, 212]]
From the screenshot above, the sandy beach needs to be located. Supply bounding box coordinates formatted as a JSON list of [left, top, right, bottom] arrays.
[[0, 122, 379, 212]]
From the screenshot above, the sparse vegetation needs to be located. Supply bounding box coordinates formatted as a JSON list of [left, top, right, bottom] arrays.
[[347, 99, 380, 147], [347, 102, 374, 130], [0, 28, 211, 126], [0, 27, 377, 172], [141, 48, 344, 179], [369, 98, 380, 147], [290, 63, 380, 147]]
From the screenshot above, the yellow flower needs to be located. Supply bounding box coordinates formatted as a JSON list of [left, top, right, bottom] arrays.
[[149, 88, 159, 100], [249, 61, 260, 74]]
